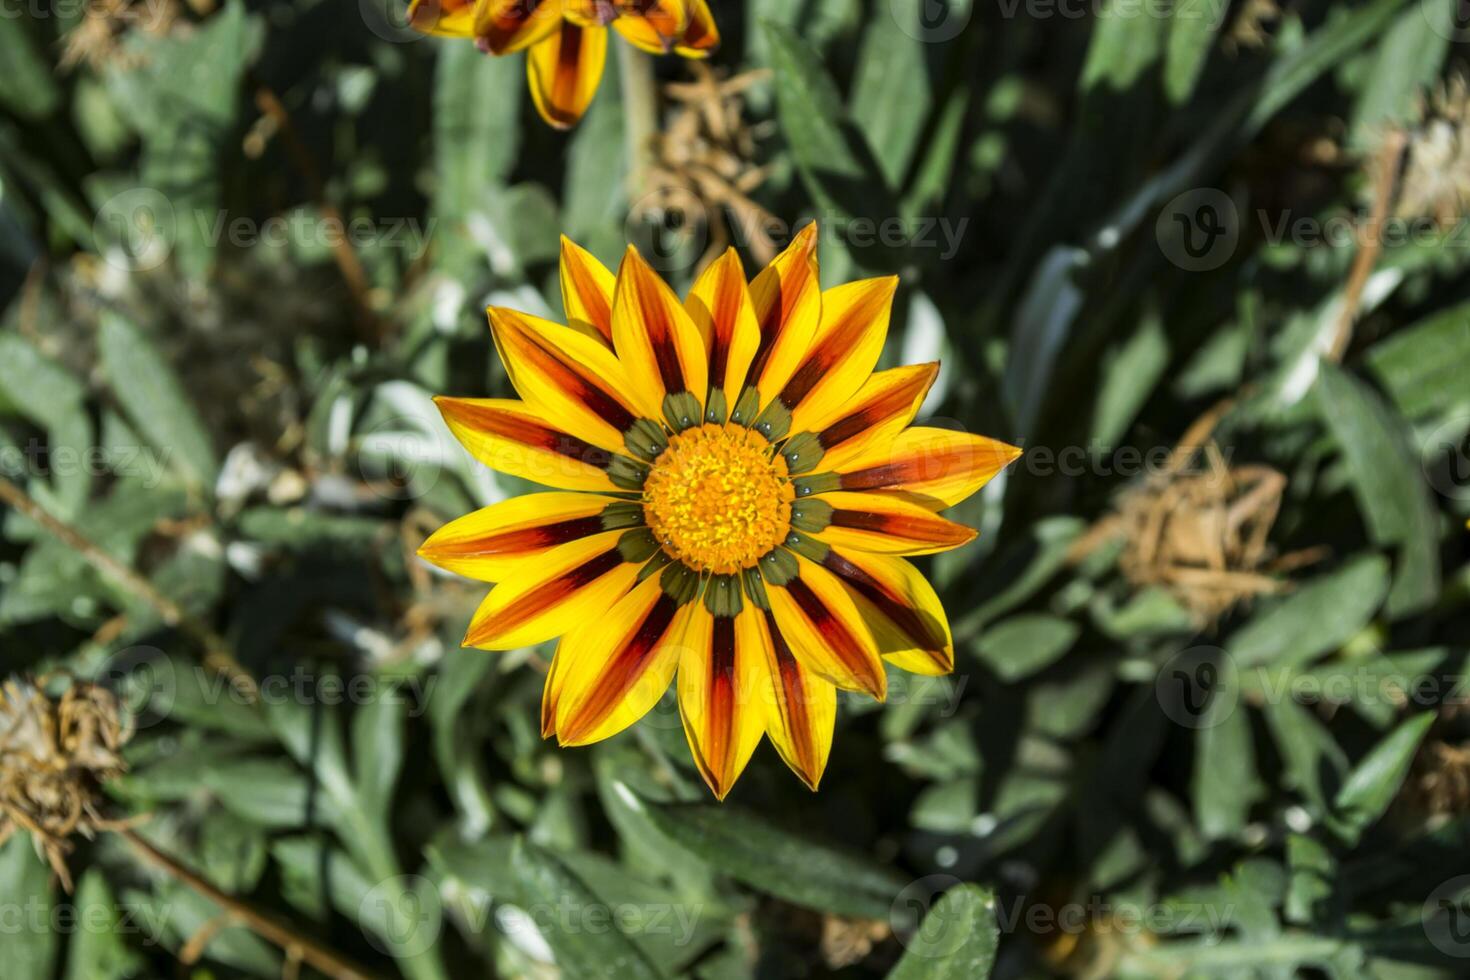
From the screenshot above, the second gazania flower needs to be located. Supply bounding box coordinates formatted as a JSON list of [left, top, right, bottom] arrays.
[[409, 0, 718, 128]]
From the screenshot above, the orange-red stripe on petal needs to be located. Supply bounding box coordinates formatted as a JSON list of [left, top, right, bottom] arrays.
[[418, 492, 628, 581], [747, 223, 821, 401], [685, 248, 759, 416], [678, 610, 762, 799], [612, 246, 709, 418], [408, 0, 477, 36], [748, 607, 834, 789], [834, 427, 1023, 509], [811, 490, 976, 556], [527, 22, 608, 130], [766, 558, 887, 699], [473, 0, 561, 52], [488, 306, 639, 448], [436, 397, 641, 492], [780, 277, 897, 433], [463, 531, 639, 649], [674, 0, 718, 56], [560, 236, 617, 345], [808, 363, 938, 466], [822, 549, 952, 674], [554, 576, 691, 745], [611, 0, 688, 52]]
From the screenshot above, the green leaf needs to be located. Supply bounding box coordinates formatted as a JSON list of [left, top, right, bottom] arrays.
[[0, 332, 92, 516], [204, 758, 319, 828], [563, 70, 626, 248], [1164, 0, 1226, 104], [98, 312, 219, 491], [1081, 0, 1168, 93], [65, 871, 144, 980], [0, 833, 59, 980], [1193, 693, 1264, 840], [1350, 1, 1453, 146], [1284, 834, 1336, 927], [511, 839, 666, 980], [1092, 306, 1169, 446], [1262, 698, 1349, 817], [952, 518, 1086, 637], [639, 796, 909, 919], [1229, 555, 1390, 669], [849, 0, 931, 186], [0, 20, 61, 119], [1315, 364, 1440, 617], [763, 20, 903, 268], [433, 41, 521, 213], [102, 1, 263, 279], [888, 884, 999, 980], [974, 613, 1080, 682], [352, 691, 405, 825], [1365, 300, 1470, 418], [1331, 711, 1434, 845]]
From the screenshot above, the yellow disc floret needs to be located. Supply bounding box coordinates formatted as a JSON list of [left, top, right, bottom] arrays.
[[642, 423, 794, 575]]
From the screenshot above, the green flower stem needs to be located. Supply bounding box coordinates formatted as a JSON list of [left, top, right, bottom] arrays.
[[618, 44, 659, 201]]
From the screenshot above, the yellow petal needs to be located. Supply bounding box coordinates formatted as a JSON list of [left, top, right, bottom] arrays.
[[418, 492, 633, 581], [790, 362, 938, 474], [765, 554, 887, 699], [805, 490, 975, 556], [488, 306, 642, 451], [559, 236, 617, 346], [828, 427, 1023, 510], [408, 0, 477, 37], [823, 549, 953, 675], [612, 245, 710, 422], [553, 574, 693, 745], [435, 397, 645, 492], [527, 23, 608, 130], [677, 606, 765, 799], [610, 0, 688, 52], [463, 530, 640, 650], [674, 0, 718, 56], [472, 0, 562, 52], [739, 605, 835, 790], [685, 248, 759, 421], [747, 223, 821, 406], [781, 277, 897, 436]]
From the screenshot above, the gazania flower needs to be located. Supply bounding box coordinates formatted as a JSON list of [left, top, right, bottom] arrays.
[[409, 0, 718, 129], [420, 225, 1021, 798]]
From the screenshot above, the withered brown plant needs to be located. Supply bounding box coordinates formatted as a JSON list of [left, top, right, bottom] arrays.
[[0, 677, 133, 891]]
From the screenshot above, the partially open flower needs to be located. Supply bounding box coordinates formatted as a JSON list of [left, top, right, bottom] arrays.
[[0, 678, 132, 891], [410, 0, 719, 129]]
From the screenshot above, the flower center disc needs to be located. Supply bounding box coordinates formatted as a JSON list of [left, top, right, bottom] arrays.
[[643, 423, 794, 575]]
